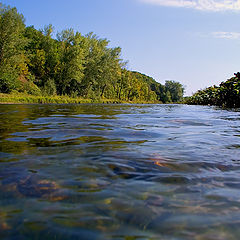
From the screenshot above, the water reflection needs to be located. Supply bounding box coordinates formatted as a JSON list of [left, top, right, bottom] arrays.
[[0, 104, 240, 239]]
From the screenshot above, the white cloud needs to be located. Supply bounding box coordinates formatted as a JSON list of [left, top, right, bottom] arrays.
[[211, 31, 240, 39], [140, 0, 240, 11]]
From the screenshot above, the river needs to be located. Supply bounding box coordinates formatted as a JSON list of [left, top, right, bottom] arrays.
[[0, 104, 240, 239]]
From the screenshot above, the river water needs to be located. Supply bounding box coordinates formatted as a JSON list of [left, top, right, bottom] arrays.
[[0, 104, 240, 240]]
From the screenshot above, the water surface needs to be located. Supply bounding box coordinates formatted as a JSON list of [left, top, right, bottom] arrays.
[[0, 104, 240, 240]]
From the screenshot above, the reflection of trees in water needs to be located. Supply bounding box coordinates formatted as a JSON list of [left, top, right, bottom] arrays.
[[0, 104, 152, 155], [0, 105, 34, 155], [0, 140, 29, 156], [0, 105, 30, 138]]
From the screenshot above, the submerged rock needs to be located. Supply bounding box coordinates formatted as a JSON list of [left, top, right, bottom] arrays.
[[2, 174, 67, 201], [18, 175, 66, 201], [0, 211, 10, 231]]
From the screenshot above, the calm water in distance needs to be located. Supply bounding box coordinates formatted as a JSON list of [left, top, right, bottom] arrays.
[[0, 104, 240, 240]]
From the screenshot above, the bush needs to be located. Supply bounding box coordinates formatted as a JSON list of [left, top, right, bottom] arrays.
[[0, 73, 20, 93], [185, 72, 240, 108], [41, 79, 57, 96], [18, 81, 42, 96]]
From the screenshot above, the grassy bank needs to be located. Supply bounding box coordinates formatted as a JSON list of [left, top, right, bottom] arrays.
[[0, 93, 159, 104]]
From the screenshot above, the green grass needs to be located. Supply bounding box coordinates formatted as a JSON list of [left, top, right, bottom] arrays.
[[0, 93, 158, 104]]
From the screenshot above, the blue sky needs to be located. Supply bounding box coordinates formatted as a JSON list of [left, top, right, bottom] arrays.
[[2, 0, 240, 95]]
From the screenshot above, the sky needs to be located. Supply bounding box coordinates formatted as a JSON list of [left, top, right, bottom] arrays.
[[2, 0, 240, 95]]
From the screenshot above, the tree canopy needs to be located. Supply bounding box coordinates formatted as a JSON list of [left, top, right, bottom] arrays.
[[185, 73, 240, 108], [0, 4, 184, 103]]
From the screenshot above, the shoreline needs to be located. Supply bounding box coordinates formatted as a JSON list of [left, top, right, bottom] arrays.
[[0, 93, 160, 105]]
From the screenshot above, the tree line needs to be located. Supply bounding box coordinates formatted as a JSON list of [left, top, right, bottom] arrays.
[[185, 73, 240, 108], [0, 4, 184, 103]]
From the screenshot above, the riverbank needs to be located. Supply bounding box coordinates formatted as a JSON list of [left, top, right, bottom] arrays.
[[184, 73, 240, 108], [0, 93, 159, 104]]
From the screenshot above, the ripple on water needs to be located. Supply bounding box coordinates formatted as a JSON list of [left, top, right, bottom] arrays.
[[0, 104, 240, 239]]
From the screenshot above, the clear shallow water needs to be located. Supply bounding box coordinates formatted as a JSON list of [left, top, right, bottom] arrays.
[[0, 104, 240, 240]]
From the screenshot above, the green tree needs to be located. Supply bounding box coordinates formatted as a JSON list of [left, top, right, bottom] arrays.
[[0, 4, 185, 103], [165, 80, 184, 102], [56, 29, 85, 95], [0, 4, 27, 92], [185, 72, 240, 107], [80, 33, 110, 97], [24, 25, 58, 93]]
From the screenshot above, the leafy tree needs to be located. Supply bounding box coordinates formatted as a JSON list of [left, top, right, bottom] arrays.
[[0, 4, 186, 103], [80, 34, 110, 97], [55, 29, 85, 95], [165, 80, 184, 102], [0, 4, 27, 92], [185, 72, 240, 108]]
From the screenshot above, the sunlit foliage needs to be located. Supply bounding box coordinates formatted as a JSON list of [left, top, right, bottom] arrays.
[[185, 73, 240, 108], [0, 4, 184, 103]]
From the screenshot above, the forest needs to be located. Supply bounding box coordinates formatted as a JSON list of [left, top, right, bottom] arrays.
[[0, 4, 184, 103], [185, 72, 240, 108]]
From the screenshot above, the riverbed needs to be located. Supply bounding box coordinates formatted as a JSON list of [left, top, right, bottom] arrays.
[[0, 104, 240, 239]]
